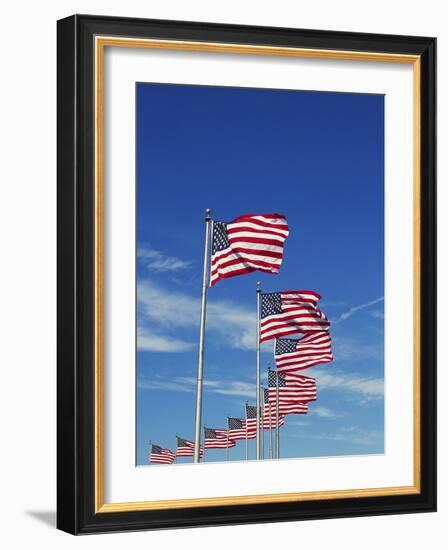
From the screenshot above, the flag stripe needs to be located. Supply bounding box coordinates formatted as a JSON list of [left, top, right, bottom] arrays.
[[275, 332, 334, 373], [210, 214, 289, 286]]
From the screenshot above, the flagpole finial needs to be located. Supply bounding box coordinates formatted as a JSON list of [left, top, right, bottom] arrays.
[[205, 208, 211, 220], [256, 281, 261, 293]]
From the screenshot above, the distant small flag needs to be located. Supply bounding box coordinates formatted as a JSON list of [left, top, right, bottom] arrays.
[[210, 213, 289, 286], [176, 436, 203, 457], [245, 402, 285, 432], [246, 415, 286, 430], [260, 290, 330, 342], [275, 332, 333, 373], [227, 417, 247, 441], [268, 370, 317, 404], [243, 404, 258, 440], [149, 444, 175, 464], [203, 428, 236, 449]]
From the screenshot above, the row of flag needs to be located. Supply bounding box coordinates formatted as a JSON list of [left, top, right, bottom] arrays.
[[149, 369, 321, 464], [147, 212, 334, 464]]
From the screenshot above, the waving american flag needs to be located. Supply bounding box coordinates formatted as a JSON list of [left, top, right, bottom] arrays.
[[275, 332, 334, 373], [210, 213, 289, 286], [260, 290, 330, 342], [268, 370, 317, 404], [203, 428, 236, 449], [175, 436, 203, 457], [227, 417, 247, 441], [149, 444, 175, 465]]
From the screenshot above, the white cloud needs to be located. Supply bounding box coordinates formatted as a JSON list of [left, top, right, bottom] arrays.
[[314, 370, 384, 398], [137, 280, 255, 351], [311, 406, 342, 418], [137, 379, 194, 392], [138, 246, 191, 272], [370, 309, 384, 320], [137, 328, 195, 352], [174, 376, 255, 398], [285, 419, 308, 427], [332, 336, 383, 362], [335, 296, 384, 323], [290, 426, 383, 446], [139, 375, 256, 399]]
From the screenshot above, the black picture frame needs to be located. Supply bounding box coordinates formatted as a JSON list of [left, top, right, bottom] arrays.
[[57, 14, 436, 535]]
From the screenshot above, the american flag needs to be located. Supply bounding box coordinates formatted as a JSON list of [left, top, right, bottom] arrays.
[[210, 213, 289, 286], [275, 332, 333, 373], [260, 290, 330, 342], [175, 436, 204, 457], [274, 402, 308, 415], [203, 428, 236, 449], [244, 415, 286, 431], [244, 404, 258, 440], [149, 444, 175, 464], [227, 417, 247, 441], [268, 370, 317, 404], [245, 401, 285, 432]]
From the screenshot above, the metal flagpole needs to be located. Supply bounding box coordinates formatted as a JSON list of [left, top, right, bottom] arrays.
[[245, 401, 248, 461], [148, 440, 151, 464], [226, 417, 230, 462], [256, 281, 262, 460], [268, 365, 273, 459], [202, 428, 206, 463], [193, 209, 212, 463], [275, 370, 280, 459], [260, 385, 265, 459]]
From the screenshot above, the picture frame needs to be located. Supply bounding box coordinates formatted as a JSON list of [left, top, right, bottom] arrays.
[[57, 14, 436, 534]]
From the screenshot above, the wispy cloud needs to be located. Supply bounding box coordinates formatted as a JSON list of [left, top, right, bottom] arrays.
[[332, 336, 383, 362], [311, 406, 343, 418], [290, 426, 383, 446], [335, 296, 384, 323], [138, 246, 191, 272], [314, 370, 384, 399], [138, 375, 255, 398], [138, 368, 383, 402], [137, 379, 194, 392], [137, 280, 255, 351], [370, 309, 384, 320], [137, 328, 195, 352]]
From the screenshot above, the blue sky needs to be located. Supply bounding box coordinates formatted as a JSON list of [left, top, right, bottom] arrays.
[[136, 83, 384, 466]]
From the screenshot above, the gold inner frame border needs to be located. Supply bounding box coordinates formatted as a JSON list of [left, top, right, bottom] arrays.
[[94, 36, 421, 513]]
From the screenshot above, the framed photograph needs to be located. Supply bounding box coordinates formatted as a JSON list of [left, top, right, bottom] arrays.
[[57, 14, 436, 534]]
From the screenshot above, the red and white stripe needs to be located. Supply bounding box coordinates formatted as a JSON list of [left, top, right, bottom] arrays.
[[260, 290, 330, 342], [203, 429, 236, 449], [203, 438, 236, 449], [245, 415, 286, 431], [204, 428, 236, 449], [175, 439, 204, 458], [210, 213, 289, 286], [149, 448, 175, 464], [275, 332, 333, 373], [268, 373, 317, 404], [275, 402, 309, 415]]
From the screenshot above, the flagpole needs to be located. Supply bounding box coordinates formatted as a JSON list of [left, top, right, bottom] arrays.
[[148, 440, 151, 464], [226, 417, 229, 462], [193, 208, 212, 463], [245, 401, 248, 461], [256, 281, 261, 460], [260, 385, 265, 460], [202, 428, 206, 463], [276, 371, 280, 459], [268, 365, 273, 459]]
